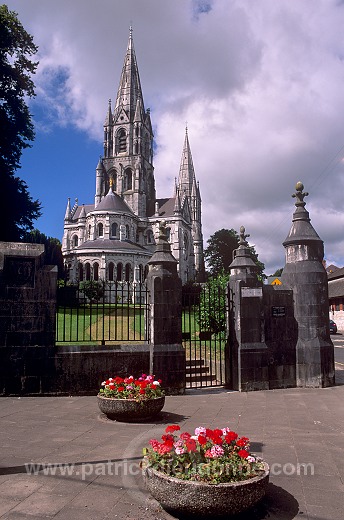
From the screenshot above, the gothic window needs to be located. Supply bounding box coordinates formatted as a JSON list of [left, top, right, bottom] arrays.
[[125, 224, 130, 240], [124, 168, 133, 190], [85, 263, 91, 281], [125, 263, 131, 282], [93, 262, 99, 281], [146, 229, 154, 244], [139, 264, 143, 282], [108, 262, 114, 281], [78, 263, 84, 282], [117, 262, 123, 281], [72, 234, 78, 247], [98, 223, 104, 237], [108, 171, 117, 191], [88, 224, 91, 238], [118, 129, 126, 153], [166, 227, 171, 241], [111, 222, 118, 237], [144, 264, 149, 280]]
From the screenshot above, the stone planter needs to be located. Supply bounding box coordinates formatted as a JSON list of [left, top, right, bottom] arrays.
[[142, 457, 269, 517], [97, 395, 165, 422]]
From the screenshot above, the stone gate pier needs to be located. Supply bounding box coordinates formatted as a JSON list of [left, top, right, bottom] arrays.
[[228, 182, 335, 391]]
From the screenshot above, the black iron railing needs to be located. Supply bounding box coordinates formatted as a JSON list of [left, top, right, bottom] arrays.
[[56, 281, 149, 344]]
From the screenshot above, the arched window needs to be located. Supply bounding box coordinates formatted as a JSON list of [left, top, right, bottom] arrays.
[[111, 222, 118, 237], [85, 263, 91, 281], [139, 264, 143, 282], [144, 264, 149, 280], [108, 262, 114, 281], [72, 234, 78, 247], [166, 227, 171, 241], [146, 229, 154, 244], [98, 223, 104, 237], [78, 263, 84, 282], [117, 262, 123, 281], [109, 171, 117, 191], [88, 225, 91, 238], [93, 262, 99, 281], [118, 129, 126, 153], [125, 263, 131, 282], [124, 169, 132, 190], [125, 224, 130, 240]]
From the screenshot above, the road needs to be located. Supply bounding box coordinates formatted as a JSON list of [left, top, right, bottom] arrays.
[[332, 333, 344, 369]]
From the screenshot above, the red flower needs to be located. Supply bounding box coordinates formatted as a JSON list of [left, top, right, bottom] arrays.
[[139, 389, 145, 394], [117, 386, 125, 392], [161, 434, 174, 448], [114, 376, 124, 384], [180, 432, 192, 440], [225, 431, 238, 443], [236, 437, 249, 447], [185, 439, 197, 452], [238, 449, 250, 459], [198, 435, 207, 446], [165, 425, 180, 433]]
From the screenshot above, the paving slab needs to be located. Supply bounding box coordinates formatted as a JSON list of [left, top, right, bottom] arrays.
[[0, 373, 343, 520]]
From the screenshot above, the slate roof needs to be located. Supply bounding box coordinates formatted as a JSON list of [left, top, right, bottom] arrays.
[[94, 191, 133, 213], [328, 267, 344, 281], [328, 278, 344, 299], [157, 197, 175, 217]]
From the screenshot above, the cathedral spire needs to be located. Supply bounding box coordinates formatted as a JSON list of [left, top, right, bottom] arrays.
[[114, 27, 145, 122], [177, 128, 196, 197]]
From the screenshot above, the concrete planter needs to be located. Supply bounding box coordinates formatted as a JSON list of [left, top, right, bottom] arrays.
[[142, 457, 269, 516], [97, 395, 165, 422]]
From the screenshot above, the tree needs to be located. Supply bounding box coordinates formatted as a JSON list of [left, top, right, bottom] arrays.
[[204, 228, 266, 280], [198, 271, 229, 337], [204, 229, 239, 277], [0, 5, 41, 241]]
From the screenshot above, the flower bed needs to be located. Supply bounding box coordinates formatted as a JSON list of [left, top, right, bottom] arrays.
[[142, 424, 269, 515], [97, 374, 165, 421], [99, 374, 164, 401]]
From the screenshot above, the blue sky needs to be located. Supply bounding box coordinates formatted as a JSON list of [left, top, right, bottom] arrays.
[[6, 0, 344, 274]]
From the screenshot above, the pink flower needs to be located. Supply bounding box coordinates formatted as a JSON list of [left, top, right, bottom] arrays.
[[175, 446, 186, 455], [195, 426, 207, 436], [205, 445, 224, 459]]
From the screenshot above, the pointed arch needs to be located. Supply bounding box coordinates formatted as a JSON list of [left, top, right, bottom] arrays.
[[124, 168, 133, 191], [108, 262, 115, 281], [117, 262, 123, 281], [93, 262, 99, 281], [117, 128, 127, 153], [97, 222, 104, 237], [111, 222, 118, 237]]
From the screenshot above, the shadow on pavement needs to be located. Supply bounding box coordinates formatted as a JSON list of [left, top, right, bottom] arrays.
[[163, 483, 300, 520]]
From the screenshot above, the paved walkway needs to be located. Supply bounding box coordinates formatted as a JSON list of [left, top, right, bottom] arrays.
[[0, 370, 343, 520]]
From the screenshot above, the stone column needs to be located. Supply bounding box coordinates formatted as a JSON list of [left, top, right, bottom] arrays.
[[281, 182, 335, 387], [228, 227, 269, 391], [145, 220, 185, 394]]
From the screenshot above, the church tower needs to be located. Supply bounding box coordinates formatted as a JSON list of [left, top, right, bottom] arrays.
[[176, 129, 205, 281], [96, 28, 156, 217]]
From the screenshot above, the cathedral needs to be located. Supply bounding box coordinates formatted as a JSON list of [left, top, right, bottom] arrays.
[[62, 29, 204, 285]]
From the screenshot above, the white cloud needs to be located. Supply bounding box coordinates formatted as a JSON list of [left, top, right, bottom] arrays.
[[6, 0, 344, 273]]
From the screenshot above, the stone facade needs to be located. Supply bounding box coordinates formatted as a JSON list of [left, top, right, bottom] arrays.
[[62, 29, 204, 285]]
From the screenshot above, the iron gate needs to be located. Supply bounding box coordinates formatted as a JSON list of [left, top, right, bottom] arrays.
[[182, 283, 228, 388]]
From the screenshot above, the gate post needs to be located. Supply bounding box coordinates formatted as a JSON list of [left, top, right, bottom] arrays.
[[281, 182, 335, 387], [227, 227, 269, 391], [145, 221, 185, 394]]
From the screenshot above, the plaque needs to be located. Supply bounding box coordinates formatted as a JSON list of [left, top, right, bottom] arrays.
[[272, 306, 286, 317], [3, 256, 35, 288], [241, 287, 263, 298]]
